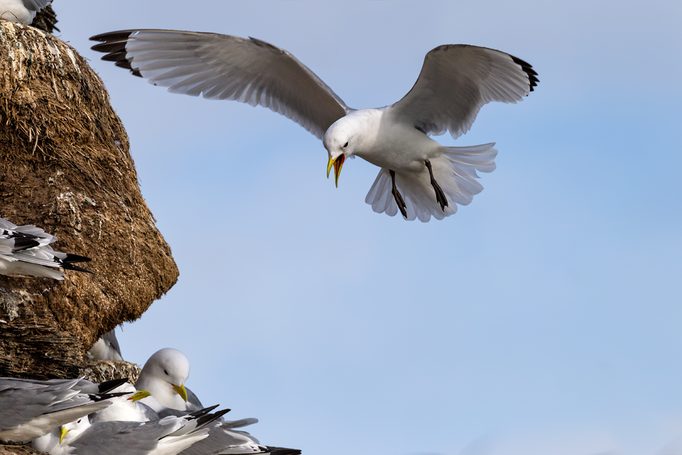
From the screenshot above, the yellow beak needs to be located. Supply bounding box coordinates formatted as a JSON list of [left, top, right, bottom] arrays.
[[172, 383, 188, 402], [327, 154, 346, 188], [59, 427, 70, 444], [128, 390, 152, 402]]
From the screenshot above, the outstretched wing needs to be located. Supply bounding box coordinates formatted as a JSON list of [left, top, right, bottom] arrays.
[[388, 44, 538, 139], [90, 29, 351, 140]]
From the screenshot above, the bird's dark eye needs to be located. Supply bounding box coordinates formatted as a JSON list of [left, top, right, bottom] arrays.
[[343, 142, 348, 148], [164, 369, 169, 375]]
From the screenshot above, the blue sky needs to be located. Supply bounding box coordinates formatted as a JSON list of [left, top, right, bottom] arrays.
[[56, 1, 681, 454]]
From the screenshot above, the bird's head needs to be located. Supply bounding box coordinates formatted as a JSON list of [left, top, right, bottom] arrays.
[[138, 348, 190, 408], [59, 417, 90, 444], [323, 118, 358, 188]]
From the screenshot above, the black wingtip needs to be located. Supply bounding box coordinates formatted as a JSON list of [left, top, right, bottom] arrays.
[[90, 32, 143, 78], [510, 55, 539, 92], [188, 404, 220, 418], [196, 408, 231, 429], [89, 30, 136, 43], [12, 237, 41, 251], [266, 447, 303, 455], [60, 262, 93, 274], [97, 378, 129, 394], [88, 391, 132, 402], [60, 253, 92, 274], [63, 253, 91, 264]]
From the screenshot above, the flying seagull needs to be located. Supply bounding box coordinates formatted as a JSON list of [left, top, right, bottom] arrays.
[[90, 30, 538, 222], [0, 217, 91, 279], [0, 0, 51, 24]]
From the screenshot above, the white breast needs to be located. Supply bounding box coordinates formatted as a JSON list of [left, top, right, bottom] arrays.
[[0, 0, 35, 24], [353, 108, 441, 172]]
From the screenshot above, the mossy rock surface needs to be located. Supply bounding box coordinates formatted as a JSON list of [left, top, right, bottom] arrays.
[[0, 22, 179, 379]]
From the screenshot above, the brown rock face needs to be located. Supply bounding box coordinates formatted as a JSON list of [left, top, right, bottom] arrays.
[[0, 22, 179, 379]]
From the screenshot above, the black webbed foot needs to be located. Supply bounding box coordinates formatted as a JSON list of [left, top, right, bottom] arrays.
[[390, 170, 408, 219], [424, 159, 448, 211]]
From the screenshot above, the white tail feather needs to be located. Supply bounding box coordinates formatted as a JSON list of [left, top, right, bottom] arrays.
[[365, 143, 497, 222]]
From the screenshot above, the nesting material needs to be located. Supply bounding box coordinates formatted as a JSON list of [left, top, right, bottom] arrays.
[[79, 359, 142, 385], [0, 22, 179, 379], [0, 444, 44, 455]]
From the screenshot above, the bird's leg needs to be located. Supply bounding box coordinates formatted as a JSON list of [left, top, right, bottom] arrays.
[[390, 170, 408, 219], [424, 159, 448, 211]]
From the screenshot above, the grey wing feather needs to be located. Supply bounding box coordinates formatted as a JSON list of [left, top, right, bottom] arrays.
[[220, 418, 258, 429], [139, 402, 161, 421], [22, 0, 52, 12], [90, 29, 350, 140], [177, 422, 261, 455], [156, 407, 189, 419], [389, 45, 539, 139], [0, 378, 110, 441], [0, 378, 80, 429], [0, 218, 18, 230], [69, 421, 164, 455], [102, 329, 123, 359], [186, 386, 204, 409]]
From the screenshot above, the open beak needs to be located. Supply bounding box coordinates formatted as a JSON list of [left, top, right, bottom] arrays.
[[172, 383, 188, 402], [326, 154, 345, 188], [59, 427, 70, 444]]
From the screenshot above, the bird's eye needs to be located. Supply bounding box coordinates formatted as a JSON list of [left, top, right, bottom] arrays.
[[77, 419, 81, 423], [343, 142, 348, 148], [164, 369, 169, 375]]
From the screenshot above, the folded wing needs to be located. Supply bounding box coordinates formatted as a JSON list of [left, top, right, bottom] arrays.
[[0, 217, 91, 279]]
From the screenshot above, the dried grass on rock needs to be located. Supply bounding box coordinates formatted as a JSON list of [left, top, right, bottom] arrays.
[[0, 22, 179, 379]]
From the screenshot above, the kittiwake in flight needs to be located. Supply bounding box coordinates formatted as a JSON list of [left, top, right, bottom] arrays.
[[90, 30, 538, 222], [0, 217, 91, 279], [0, 0, 51, 24]]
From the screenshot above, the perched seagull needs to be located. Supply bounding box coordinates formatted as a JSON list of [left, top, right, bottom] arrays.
[[87, 383, 231, 434], [31, 383, 151, 452], [89, 383, 159, 424], [137, 348, 301, 455], [0, 0, 51, 24], [0, 377, 127, 443], [33, 386, 222, 453], [47, 407, 226, 455], [136, 348, 194, 413], [88, 328, 124, 361], [0, 217, 91, 280], [90, 30, 538, 221]]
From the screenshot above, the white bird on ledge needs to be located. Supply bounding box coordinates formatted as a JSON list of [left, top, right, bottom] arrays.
[[0, 217, 91, 280]]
